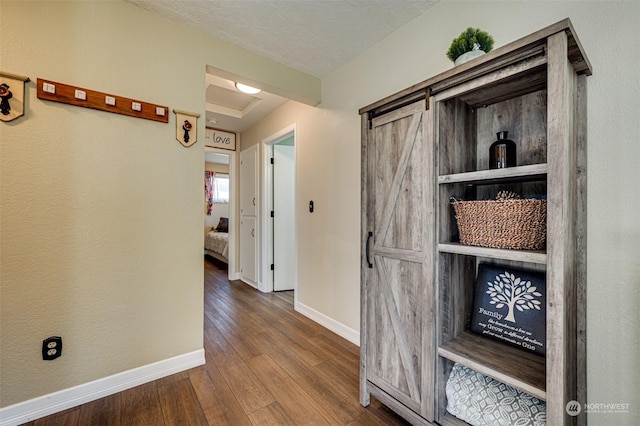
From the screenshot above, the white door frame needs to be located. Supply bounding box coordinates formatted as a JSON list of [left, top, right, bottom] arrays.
[[260, 124, 297, 293], [205, 146, 238, 280]]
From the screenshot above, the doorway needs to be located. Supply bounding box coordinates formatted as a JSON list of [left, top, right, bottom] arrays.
[[205, 147, 237, 280], [261, 125, 297, 294]]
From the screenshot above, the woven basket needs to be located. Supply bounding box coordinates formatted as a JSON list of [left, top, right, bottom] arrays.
[[451, 198, 547, 250]]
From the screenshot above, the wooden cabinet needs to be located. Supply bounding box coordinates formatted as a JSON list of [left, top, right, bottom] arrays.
[[360, 19, 590, 425]]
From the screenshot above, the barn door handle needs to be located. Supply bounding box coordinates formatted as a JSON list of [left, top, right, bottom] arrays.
[[366, 232, 373, 269], [251, 229, 255, 237], [252, 197, 255, 206]]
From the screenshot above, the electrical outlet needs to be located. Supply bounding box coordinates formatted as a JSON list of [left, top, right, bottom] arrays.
[[42, 336, 62, 360]]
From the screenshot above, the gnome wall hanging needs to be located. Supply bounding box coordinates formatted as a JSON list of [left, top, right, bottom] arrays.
[[0, 71, 30, 122], [173, 109, 200, 148], [0, 84, 13, 116]]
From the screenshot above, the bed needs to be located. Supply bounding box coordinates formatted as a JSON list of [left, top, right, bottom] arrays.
[[205, 217, 229, 263]]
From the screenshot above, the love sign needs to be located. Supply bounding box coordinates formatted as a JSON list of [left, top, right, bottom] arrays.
[[205, 127, 236, 151]]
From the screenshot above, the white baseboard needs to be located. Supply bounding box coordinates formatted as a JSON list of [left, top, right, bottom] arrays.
[[0, 349, 205, 426], [294, 301, 360, 346], [228, 271, 241, 280], [240, 277, 257, 289]]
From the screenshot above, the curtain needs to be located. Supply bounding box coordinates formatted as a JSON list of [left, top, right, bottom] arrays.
[[205, 171, 215, 215], [212, 174, 229, 203]]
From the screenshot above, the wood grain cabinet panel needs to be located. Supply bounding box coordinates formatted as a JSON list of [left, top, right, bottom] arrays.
[[361, 100, 435, 425]]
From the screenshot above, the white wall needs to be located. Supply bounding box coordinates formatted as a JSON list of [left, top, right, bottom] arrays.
[[245, 1, 640, 424], [0, 0, 319, 411]]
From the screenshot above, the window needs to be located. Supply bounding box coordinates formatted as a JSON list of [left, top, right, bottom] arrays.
[[213, 173, 229, 204]]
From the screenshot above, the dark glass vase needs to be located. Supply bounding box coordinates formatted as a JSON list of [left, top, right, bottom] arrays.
[[489, 131, 517, 169]]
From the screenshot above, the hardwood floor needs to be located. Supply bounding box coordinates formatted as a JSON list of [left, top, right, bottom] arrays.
[[24, 256, 409, 425]]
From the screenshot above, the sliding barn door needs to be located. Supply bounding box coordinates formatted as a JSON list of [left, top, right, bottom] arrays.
[[362, 99, 434, 421]]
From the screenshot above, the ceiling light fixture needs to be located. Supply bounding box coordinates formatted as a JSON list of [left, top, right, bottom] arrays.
[[235, 82, 261, 95]]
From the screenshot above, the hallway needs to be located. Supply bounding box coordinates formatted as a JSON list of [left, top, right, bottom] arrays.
[[24, 257, 407, 425]]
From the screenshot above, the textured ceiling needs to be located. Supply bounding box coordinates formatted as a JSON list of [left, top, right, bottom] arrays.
[[127, 0, 437, 133], [128, 0, 438, 78]]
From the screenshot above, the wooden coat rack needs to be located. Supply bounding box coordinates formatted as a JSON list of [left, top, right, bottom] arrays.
[[37, 78, 168, 123]]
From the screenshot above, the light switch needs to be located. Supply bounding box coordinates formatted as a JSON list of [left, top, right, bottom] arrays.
[[43, 83, 55, 94], [74, 90, 86, 100], [105, 96, 116, 106], [155, 107, 165, 116], [132, 102, 142, 112]]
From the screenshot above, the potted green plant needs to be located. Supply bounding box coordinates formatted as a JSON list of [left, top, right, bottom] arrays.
[[446, 27, 495, 66]]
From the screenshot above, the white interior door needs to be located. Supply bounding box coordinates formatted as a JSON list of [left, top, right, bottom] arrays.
[[240, 216, 257, 286], [273, 144, 295, 291], [240, 145, 258, 287], [240, 146, 257, 217]]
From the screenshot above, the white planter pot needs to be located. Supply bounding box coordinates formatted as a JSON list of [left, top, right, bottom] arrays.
[[454, 49, 486, 66]]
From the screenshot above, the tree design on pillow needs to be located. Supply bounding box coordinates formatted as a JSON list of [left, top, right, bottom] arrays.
[[487, 271, 542, 323]]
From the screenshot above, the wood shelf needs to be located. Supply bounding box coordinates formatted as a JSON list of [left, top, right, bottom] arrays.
[[438, 163, 547, 185], [437, 413, 470, 426], [434, 53, 548, 108], [438, 243, 547, 265], [438, 331, 546, 400]]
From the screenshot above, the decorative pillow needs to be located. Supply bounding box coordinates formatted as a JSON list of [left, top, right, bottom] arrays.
[[446, 363, 546, 425], [215, 217, 228, 232]]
